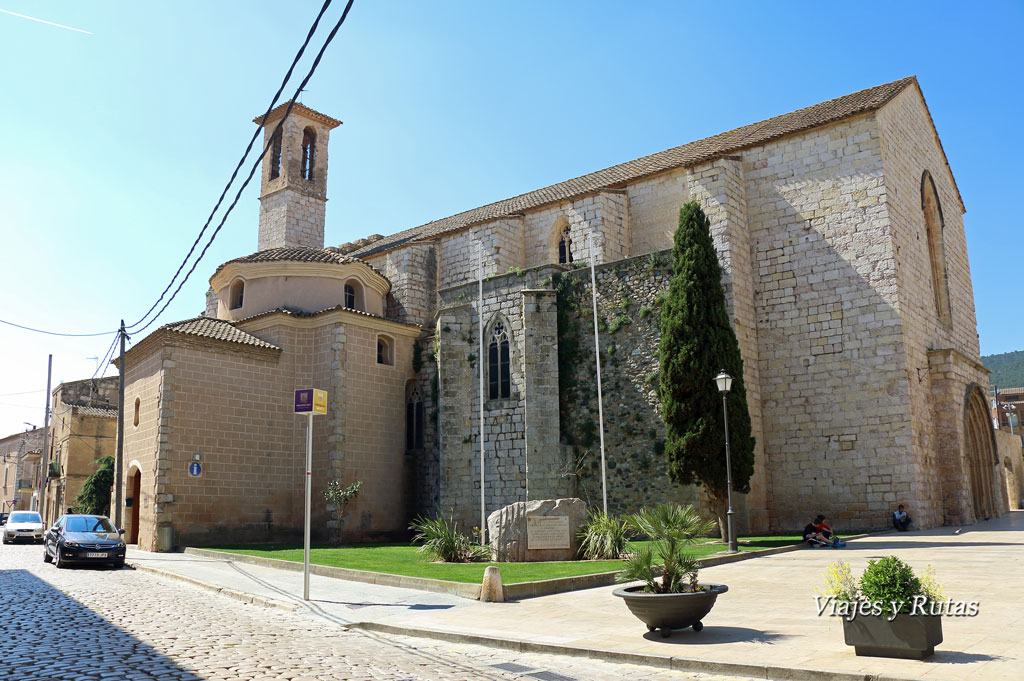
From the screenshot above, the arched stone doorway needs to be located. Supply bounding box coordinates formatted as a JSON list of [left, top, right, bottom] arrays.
[[963, 386, 998, 521], [127, 467, 142, 544]]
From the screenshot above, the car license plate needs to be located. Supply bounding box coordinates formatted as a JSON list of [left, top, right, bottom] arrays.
[[86, 552, 108, 558]]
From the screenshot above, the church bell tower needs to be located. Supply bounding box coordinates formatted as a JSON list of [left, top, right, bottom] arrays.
[[253, 102, 342, 251]]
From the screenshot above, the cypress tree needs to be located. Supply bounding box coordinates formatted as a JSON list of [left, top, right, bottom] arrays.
[[659, 201, 755, 538]]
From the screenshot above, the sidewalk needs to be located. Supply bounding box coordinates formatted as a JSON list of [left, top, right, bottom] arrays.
[[128, 512, 1024, 681]]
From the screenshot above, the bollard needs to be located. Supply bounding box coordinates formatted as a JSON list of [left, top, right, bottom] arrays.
[[480, 565, 504, 602]]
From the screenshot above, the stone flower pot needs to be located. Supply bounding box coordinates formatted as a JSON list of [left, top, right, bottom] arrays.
[[614, 584, 728, 638], [842, 614, 942, 659]]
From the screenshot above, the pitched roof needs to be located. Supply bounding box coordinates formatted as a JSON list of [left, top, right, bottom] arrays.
[[351, 77, 919, 258], [159, 317, 280, 350], [68, 405, 118, 419], [236, 304, 420, 329], [253, 101, 342, 129], [211, 246, 386, 282]]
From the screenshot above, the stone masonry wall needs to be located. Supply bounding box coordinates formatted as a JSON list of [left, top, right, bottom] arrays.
[[437, 265, 571, 535], [741, 112, 915, 532], [876, 86, 991, 527], [365, 243, 437, 326], [123, 348, 167, 551], [556, 253, 703, 518]]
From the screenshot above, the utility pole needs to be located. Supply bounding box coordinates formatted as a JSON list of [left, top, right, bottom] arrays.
[[39, 355, 52, 518], [115, 321, 126, 528]]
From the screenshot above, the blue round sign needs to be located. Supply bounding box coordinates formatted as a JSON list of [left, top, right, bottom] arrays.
[[188, 462, 202, 477]]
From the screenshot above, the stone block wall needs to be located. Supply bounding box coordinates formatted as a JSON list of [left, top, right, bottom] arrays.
[[741, 112, 915, 532], [556, 253, 703, 518], [522, 191, 630, 270], [123, 347, 168, 551], [436, 265, 571, 535], [365, 244, 437, 326], [257, 187, 327, 251]]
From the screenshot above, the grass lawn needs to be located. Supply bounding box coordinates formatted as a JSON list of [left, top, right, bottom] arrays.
[[205, 535, 801, 584]]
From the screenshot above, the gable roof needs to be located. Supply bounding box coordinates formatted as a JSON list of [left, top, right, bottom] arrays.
[[351, 76, 921, 258]]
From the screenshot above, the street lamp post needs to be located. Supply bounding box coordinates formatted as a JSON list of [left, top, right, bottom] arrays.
[[714, 371, 738, 553], [1003, 403, 1019, 435]]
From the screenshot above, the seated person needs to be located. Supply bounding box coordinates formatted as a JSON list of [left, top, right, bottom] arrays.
[[812, 514, 833, 540], [892, 504, 912, 531], [803, 517, 831, 546]]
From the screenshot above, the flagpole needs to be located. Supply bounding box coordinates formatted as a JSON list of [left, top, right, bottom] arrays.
[[589, 234, 608, 514], [478, 242, 487, 545]]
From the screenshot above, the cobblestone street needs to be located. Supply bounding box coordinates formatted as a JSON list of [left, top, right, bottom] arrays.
[[0, 544, 737, 681]]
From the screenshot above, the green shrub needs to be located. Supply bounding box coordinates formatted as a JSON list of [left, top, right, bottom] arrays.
[[638, 306, 653, 319], [608, 314, 631, 333], [69, 456, 114, 515], [409, 515, 489, 563], [824, 557, 945, 616], [578, 511, 630, 560]]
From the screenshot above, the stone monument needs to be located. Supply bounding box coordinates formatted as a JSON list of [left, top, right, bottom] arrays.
[[487, 498, 587, 562]]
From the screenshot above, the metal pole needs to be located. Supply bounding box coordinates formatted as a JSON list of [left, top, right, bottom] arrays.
[[303, 411, 313, 601], [589, 235, 608, 515], [721, 393, 737, 553], [39, 355, 52, 519], [115, 321, 126, 528], [478, 242, 486, 545]]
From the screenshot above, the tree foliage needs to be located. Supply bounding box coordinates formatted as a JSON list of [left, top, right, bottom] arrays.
[[658, 202, 755, 533], [983, 350, 1024, 389], [69, 456, 115, 516], [323, 478, 361, 545]]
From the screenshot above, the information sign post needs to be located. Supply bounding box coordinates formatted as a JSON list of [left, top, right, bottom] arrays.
[[295, 388, 327, 601]]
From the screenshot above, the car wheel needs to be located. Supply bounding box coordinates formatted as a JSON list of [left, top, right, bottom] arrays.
[[112, 559, 125, 570], [54, 547, 65, 569], [42, 546, 52, 563], [1, 535, 7, 544]]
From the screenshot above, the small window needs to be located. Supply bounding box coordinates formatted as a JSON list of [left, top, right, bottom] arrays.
[[488, 320, 511, 399], [558, 225, 574, 264], [229, 280, 244, 310], [343, 279, 364, 311], [133, 398, 140, 427], [301, 127, 316, 181], [269, 129, 282, 180], [377, 336, 394, 366]]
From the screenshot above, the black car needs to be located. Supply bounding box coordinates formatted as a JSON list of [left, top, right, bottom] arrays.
[[0, 512, 8, 526], [43, 514, 126, 569]]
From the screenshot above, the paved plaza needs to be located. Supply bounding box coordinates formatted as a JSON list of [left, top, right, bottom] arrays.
[[0, 542, 736, 681]]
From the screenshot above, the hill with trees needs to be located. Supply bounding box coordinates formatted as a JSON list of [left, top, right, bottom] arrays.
[[983, 350, 1024, 389]]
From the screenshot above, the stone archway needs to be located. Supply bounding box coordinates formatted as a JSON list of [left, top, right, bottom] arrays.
[[963, 386, 998, 521]]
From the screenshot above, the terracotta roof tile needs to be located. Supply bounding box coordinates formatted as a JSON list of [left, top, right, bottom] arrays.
[[69, 405, 118, 419], [236, 304, 420, 329], [352, 77, 918, 258], [212, 246, 386, 282], [253, 101, 342, 129], [160, 317, 280, 350]]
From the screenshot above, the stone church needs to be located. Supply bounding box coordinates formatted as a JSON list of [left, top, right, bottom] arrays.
[[120, 76, 1013, 552]]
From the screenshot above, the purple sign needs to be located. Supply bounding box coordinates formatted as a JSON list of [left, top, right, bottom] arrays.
[[294, 389, 313, 413]]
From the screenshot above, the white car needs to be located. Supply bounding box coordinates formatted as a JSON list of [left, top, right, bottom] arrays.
[[2, 511, 44, 544]]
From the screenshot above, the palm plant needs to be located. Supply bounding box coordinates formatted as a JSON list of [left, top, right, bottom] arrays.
[[578, 511, 631, 560], [617, 503, 716, 593], [409, 514, 489, 563]]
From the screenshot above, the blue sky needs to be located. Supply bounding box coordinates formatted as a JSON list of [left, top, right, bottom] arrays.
[[0, 1, 1021, 435]]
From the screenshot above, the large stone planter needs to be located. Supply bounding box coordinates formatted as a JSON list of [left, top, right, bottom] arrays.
[[614, 584, 728, 638], [842, 615, 942, 659]]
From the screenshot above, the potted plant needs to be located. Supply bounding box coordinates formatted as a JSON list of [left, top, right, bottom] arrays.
[[822, 557, 944, 659], [613, 503, 727, 638]]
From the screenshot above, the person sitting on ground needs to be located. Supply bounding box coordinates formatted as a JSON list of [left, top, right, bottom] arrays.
[[893, 504, 912, 532], [803, 517, 831, 547], [812, 514, 833, 540]]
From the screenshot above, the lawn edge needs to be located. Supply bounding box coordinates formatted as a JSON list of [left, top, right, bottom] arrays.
[[183, 535, 869, 601]]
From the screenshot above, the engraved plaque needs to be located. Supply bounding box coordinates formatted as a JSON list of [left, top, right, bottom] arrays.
[[526, 516, 570, 550]]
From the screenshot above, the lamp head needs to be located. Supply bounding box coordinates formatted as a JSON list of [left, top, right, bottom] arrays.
[[714, 371, 733, 394]]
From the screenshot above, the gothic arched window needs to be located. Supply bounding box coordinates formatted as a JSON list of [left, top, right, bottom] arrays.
[[269, 129, 282, 180], [488, 320, 511, 399], [301, 127, 316, 181], [558, 225, 574, 264], [406, 383, 424, 451], [343, 279, 363, 311], [921, 171, 952, 325]]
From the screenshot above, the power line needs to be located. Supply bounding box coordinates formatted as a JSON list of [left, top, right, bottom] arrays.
[[90, 332, 122, 381], [125, 0, 339, 333], [129, 0, 355, 336], [0, 318, 117, 337], [0, 390, 45, 397]]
